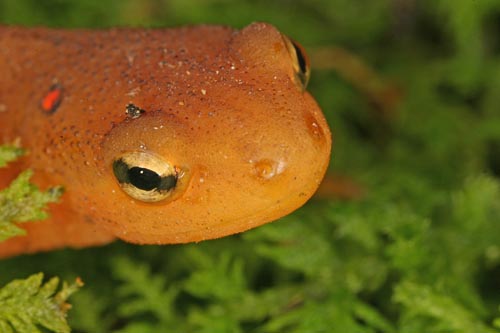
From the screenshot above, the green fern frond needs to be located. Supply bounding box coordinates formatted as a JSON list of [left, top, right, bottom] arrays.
[[0, 273, 82, 333], [111, 256, 179, 327], [0, 145, 25, 168], [183, 249, 246, 300], [0, 147, 63, 242]]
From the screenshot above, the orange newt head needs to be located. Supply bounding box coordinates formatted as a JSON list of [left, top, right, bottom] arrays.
[[88, 22, 331, 244]]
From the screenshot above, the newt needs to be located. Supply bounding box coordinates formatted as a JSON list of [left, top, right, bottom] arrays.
[[0, 22, 331, 257]]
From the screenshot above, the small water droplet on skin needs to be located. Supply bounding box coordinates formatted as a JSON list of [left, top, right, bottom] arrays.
[[252, 159, 285, 180], [196, 165, 208, 178], [127, 54, 135, 65]]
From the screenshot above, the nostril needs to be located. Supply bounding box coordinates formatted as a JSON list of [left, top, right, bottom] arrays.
[[251, 158, 286, 180], [303, 111, 326, 144]]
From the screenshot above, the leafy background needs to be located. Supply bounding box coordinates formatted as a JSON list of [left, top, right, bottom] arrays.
[[1, 0, 500, 332]]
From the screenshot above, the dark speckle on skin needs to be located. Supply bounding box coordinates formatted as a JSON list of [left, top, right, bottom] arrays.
[[125, 103, 145, 119]]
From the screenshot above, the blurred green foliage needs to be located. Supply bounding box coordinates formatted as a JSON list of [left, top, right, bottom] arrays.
[[0, 0, 499, 332]]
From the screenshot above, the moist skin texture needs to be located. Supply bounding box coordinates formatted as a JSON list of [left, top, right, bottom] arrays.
[[0, 22, 331, 258]]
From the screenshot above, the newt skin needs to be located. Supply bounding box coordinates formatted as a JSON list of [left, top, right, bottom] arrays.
[[0, 23, 331, 258]]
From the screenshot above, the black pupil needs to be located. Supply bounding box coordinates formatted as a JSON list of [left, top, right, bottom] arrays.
[[128, 167, 161, 191], [292, 41, 307, 75]]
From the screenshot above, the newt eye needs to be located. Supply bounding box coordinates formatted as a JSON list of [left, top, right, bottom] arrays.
[[282, 34, 311, 91], [112, 151, 185, 203]]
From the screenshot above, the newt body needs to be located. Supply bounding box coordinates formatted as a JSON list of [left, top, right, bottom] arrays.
[[0, 23, 331, 257]]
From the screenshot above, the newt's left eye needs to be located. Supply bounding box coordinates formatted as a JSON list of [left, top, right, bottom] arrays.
[[282, 34, 311, 91], [112, 151, 185, 203]]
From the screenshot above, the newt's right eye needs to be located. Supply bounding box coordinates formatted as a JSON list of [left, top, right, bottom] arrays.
[[112, 151, 187, 203]]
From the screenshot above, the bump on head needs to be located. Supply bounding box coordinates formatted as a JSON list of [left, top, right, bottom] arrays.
[[230, 22, 311, 91]]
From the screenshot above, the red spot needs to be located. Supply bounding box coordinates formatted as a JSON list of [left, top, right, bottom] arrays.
[[41, 84, 63, 113]]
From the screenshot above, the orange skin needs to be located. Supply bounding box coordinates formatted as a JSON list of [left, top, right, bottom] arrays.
[[0, 23, 331, 258]]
